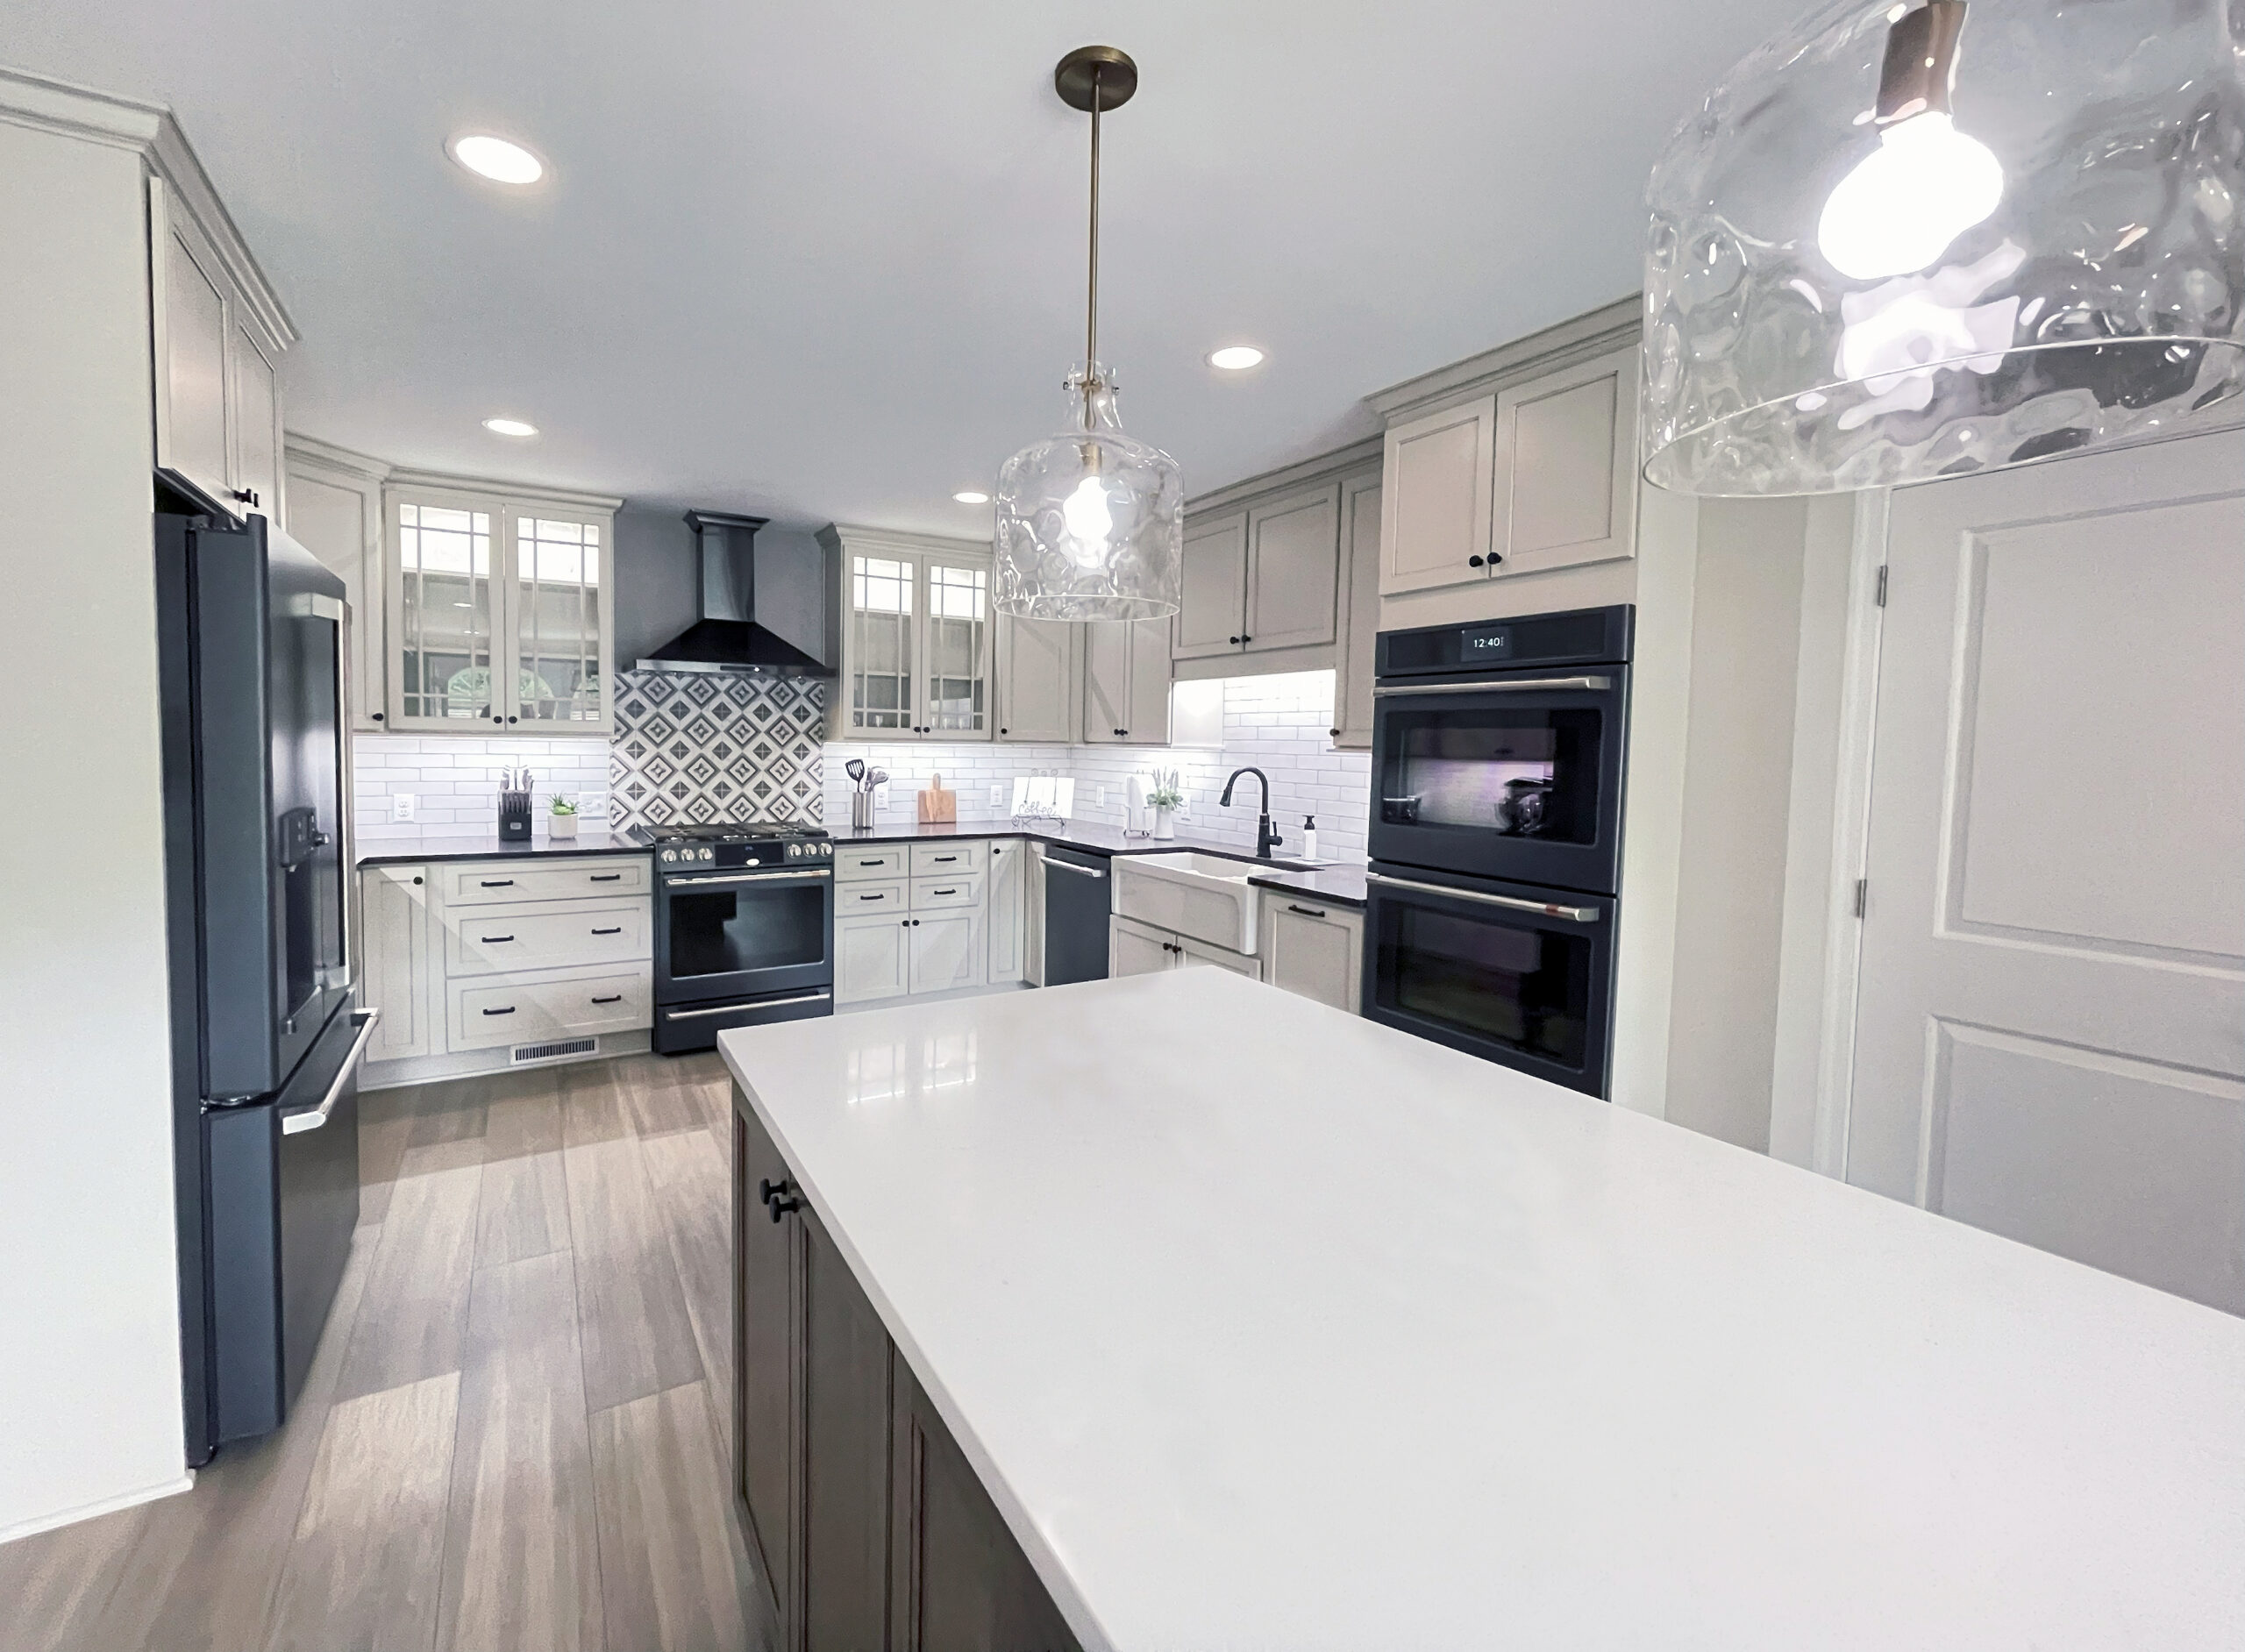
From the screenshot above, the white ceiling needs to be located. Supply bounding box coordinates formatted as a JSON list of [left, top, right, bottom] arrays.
[[4, 1, 1806, 532]]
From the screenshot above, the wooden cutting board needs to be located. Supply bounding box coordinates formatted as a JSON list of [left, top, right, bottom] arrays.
[[916, 773, 957, 823]]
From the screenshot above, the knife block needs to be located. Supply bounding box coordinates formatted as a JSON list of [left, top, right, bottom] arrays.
[[498, 789, 533, 842]]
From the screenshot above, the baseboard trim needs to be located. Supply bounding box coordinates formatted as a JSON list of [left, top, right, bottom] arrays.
[[0, 1470, 195, 1546]]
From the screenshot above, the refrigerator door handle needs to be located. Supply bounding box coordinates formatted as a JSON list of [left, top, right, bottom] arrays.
[[280, 1008, 381, 1136]]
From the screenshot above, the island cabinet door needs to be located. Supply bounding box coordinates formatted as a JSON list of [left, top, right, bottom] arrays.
[[888, 1352, 1083, 1652], [801, 1204, 897, 1650], [734, 1101, 802, 1636]]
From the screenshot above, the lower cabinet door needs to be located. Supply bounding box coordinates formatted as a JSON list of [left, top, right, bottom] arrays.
[[360, 865, 431, 1061], [909, 908, 986, 994], [1108, 914, 1176, 979], [987, 841, 1025, 983], [1264, 902, 1364, 1012], [890, 1353, 1084, 1652], [837, 913, 912, 1006], [1176, 933, 1263, 981], [445, 965, 652, 1051]]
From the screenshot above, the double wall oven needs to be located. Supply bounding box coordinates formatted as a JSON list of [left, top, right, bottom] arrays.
[[1362, 605, 1632, 1096], [651, 824, 836, 1053]]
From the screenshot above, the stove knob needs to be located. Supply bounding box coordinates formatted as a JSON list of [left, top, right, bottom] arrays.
[[820, 842, 832, 857], [787, 843, 801, 858], [659, 850, 676, 864], [702, 848, 715, 861]]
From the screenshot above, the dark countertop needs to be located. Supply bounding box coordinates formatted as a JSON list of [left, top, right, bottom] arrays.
[[1245, 865, 1368, 909], [356, 831, 652, 868]]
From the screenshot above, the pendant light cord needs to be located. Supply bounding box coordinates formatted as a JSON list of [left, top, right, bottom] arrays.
[[1084, 66, 1103, 424]]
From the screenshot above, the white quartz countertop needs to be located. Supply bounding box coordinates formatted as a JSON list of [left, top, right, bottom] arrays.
[[719, 970, 2245, 1652]]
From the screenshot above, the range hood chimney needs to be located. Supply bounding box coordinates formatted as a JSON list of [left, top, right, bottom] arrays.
[[638, 509, 831, 676]]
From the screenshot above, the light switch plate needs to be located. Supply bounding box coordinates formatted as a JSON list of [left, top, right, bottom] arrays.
[[1094, 783, 1106, 808], [873, 782, 892, 810], [391, 794, 416, 822], [989, 783, 1007, 809]]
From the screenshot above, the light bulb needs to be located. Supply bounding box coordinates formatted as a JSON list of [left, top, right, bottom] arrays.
[[1816, 111, 2003, 281], [1061, 474, 1113, 552]]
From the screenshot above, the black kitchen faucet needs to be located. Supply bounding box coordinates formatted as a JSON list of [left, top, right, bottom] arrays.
[[1220, 767, 1285, 859]]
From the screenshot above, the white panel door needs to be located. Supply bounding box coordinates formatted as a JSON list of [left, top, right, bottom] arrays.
[[360, 865, 431, 1062], [1847, 431, 2245, 1314], [1174, 510, 1248, 660], [1489, 344, 1638, 578], [909, 908, 985, 994], [287, 464, 388, 731], [1080, 619, 1130, 744], [1379, 395, 1494, 595], [1176, 933, 1263, 981], [1244, 482, 1342, 653], [1331, 472, 1383, 749], [987, 839, 1025, 983], [1264, 901, 1362, 1013], [228, 313, 282, 519], [153, 182, 232, 510], [996, 614, 1075, 742], [836, 913, 910, 1005], [1108, 915, 1175, 979], [1124, 617, 1172, 745]]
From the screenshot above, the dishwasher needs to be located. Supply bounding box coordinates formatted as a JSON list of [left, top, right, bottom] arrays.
[[1039, 844, 1113, 986]]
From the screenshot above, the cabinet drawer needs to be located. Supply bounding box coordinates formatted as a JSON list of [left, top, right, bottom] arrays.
[[909, 841, 986, 877], [446, 965, 652, 1051], [439, 857, 648, 905], [837, 847, 909, 882], [443, 898, 650, 977], [838, 879, 909, 914], [911, 872, 984, 911]]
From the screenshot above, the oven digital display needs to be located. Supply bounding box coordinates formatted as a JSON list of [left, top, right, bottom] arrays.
[[1458, 622, 1513, 660]]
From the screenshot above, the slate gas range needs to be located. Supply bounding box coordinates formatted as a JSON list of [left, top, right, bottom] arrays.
[[647, 822, 835, 1053]]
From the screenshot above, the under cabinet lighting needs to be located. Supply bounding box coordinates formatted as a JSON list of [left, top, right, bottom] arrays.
[[448, 133, 545, 185], [482, 417, 538, 437], [1208, 345, 1265, 371]]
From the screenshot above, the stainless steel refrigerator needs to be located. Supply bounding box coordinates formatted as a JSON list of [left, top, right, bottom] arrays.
[[155, 509, 378, 1465]]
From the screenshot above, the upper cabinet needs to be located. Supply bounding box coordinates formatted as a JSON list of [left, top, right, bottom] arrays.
[[1172, 484, 1343, 664], [1374, 315, 1641, 599], [284, 438, 392, 732], [1173, 511, 1249, 660], [381, 477, 621, 737], [995, 613, 1078, 743], [149, 175, 294, 523], [1082, 618, 1172, 745], [1330, 468, 1383, 750], [827, 527, 994, 743]]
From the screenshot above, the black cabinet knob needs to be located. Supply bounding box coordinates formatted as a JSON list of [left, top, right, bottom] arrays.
[[372, 711, 385, 723], [1241, 634, 1251, 643], [1468, 554, 1485, 567], [1229, 635, 1240, 644], [767, 1192, 802, 1221], [491, 716, 502, 724], [1490, 552, 1505, 564], [760, 1177, 802, 1221], [1329, 727, 1340, 737], [411, 875, 423, 886], [1000, 727, 1008, 735], [507, 715, 518, 723]]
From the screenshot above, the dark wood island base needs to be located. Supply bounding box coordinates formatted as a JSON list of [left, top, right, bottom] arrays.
[[732, 1089, 1083, 1652]]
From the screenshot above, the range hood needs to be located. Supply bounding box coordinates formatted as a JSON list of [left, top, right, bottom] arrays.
[[638, 509, 832, 676]]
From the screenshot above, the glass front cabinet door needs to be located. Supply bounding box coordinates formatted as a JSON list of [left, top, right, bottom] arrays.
[[831, 529, 994, 743], [384, 484, 619, 736]]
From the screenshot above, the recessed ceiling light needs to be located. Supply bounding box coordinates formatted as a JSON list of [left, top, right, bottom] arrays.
[[482, 417, 538, 437], [448, 133, 545, 185], [1208, 345, 1265, 371], [952, 490, 991, 505]]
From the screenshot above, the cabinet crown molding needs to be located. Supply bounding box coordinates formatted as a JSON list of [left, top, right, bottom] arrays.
[[819, 522, 991, 562], [1368, 295, 1643, 426], [1184, 436, 1382, 518], [0, 66, 298, 348], [284, 432, 394, 484], [384, 466, 624, 515]]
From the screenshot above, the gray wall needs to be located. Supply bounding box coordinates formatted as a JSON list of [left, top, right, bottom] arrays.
[[612, 508, 832, 671]]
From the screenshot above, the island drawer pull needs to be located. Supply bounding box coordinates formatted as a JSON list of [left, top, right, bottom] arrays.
[[479, 934, 516, 943], [590, 926, 623, 935], [1286, 903, 1329, 919], [481, 1005, 517, 1016], [1365, 871, 1600, 923], [590, 993, 624, 1005]]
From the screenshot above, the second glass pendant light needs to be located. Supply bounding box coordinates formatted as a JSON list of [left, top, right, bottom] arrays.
[[994, 46, 1184, 622]]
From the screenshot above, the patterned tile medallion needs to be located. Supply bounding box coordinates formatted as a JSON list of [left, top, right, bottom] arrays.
[[608, 670, 824, 831]]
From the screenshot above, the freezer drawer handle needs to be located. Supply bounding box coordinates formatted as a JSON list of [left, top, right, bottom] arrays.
[[1045, 859, 1107, 879], [1372, 675, 1611, 697], [482, 1006, 517, 1016], [279, 1008, 381, 1136], [1365, 871, 1600, 923], [479, 879, 516, 887], [590, 926, 624, 936], [590, 994, 624, 1005], [662, 991, 832, 1021]]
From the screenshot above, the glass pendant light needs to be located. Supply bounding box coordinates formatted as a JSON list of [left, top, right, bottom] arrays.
[[994, 46, 1184, 621], [1643, 0, 2245, 496]]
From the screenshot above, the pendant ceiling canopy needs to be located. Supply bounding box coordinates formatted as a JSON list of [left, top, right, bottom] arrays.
[[1642, 0, 2245, 496], [993, 46, 1184, 622]]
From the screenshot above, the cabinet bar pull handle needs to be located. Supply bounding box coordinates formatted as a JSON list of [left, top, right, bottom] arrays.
[[1286, 903, 1329, 919], [480, 879, 516, 887], [934, 855, 958, 862], [590, 994, 623, 1005], [590, 926, 623, 936], [480, 934, 515, 943], [858, 893, 886, 901], [589, 873, 622, 881], [481, 1006, 517, 1016], [933, 887, 957, 896]]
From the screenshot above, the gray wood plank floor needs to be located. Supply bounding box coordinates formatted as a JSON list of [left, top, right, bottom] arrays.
[[0, 1052, 775, 1652]]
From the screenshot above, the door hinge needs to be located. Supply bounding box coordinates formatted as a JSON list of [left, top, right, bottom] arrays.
[[1874, 565, 1889, 607], [1854, 878, 1868, 918]]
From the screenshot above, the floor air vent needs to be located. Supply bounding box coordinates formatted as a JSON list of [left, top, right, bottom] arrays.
[[512, 1037, 597, 1064]]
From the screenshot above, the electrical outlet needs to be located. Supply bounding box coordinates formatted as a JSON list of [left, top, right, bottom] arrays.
[[391, 794, 416, 822], [873, 781, 892, 810], [988, 782, 1006, 810], [1093, 783, 1106, 809]]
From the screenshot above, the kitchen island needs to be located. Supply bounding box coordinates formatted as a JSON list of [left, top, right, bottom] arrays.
[[719, 969, 2245, 1651]]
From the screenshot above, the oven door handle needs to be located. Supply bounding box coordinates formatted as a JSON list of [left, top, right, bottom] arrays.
[[1365, 871, 1601, 923], [666, 870, 833, 887], [662, 991, 832, 1020], [1372, 675, 1611, 696]]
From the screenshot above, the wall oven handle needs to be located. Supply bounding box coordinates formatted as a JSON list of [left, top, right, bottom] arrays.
[[1372, 675, 1611, 696], [666, 870, 833, 887], [1365, 871, 1601, 923], [280, 1008, 381, 1136], [1044, 859, 1107, 879], [663, 991, 831, 1021]]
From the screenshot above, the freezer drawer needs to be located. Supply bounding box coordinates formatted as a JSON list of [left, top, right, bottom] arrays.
[[438, 856, 649, 906], [446, 963, 653, 1051], [443, 897, 651, 976]]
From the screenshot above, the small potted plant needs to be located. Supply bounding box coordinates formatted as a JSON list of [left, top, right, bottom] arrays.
[[548, 794, 579, 840], [1145, 770, 1183, 841]]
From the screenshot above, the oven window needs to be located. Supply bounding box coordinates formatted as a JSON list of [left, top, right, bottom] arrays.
[[1386, 905, 1590, 1066], [1378, 707, 1601, 842], [668, 883, 828, 980]]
